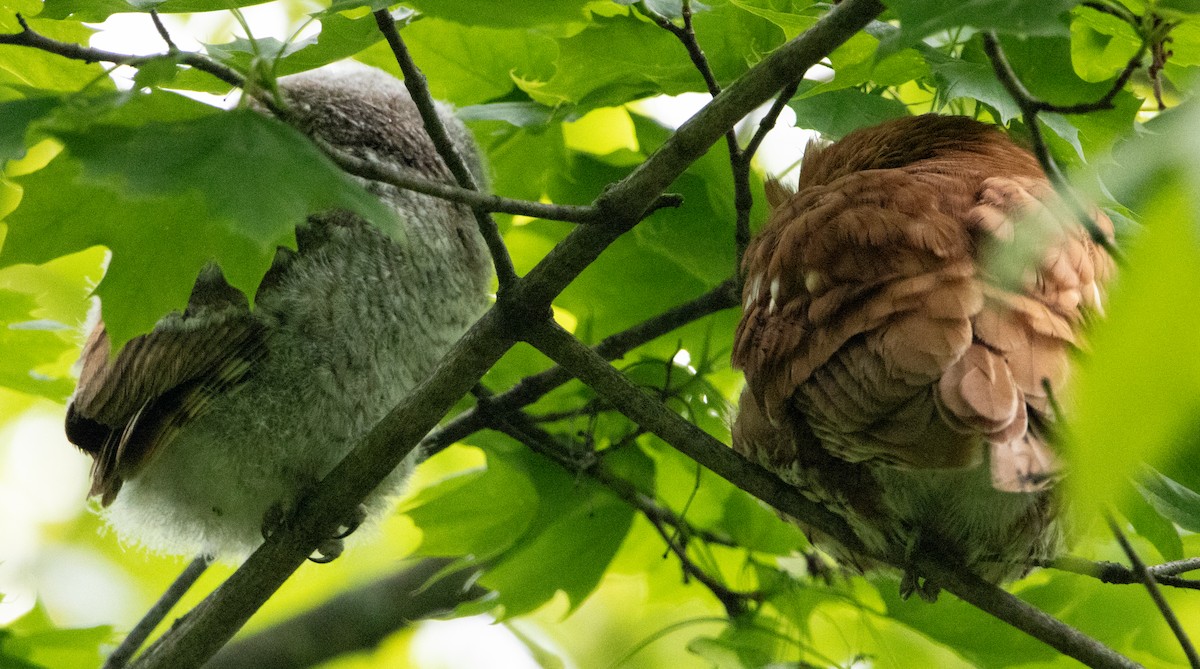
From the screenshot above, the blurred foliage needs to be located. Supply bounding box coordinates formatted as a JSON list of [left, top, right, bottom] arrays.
[[2, 0, 1200, 668]]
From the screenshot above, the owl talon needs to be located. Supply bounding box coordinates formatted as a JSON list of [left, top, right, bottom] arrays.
[[333, 504, 367, 540], [309, 538, 344, 564], [259, 501, 364, 563]]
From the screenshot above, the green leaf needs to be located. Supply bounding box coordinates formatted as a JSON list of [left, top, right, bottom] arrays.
[[1137, 467, 1200, 534], [880, 578, 1059, 667], [358, 18, 558, 106], [0, 98, 61, 164], [800, 32, 929, 98], [932, 58, 1022, 121], [1070, 9, 1142, 83], [0, 250, 100, 400], [1068, 105, 1200, 511], [404, 448, 540, 557], [402, 0, 592, 28], [790, 87, 911, 139], [452, 436, 646, 618], [1, 604, 111, 669], [53, 102, 398, 241], [0, 6, 112, 92], [879, 0, 1075, 57], [0, 158, 274, 349], [39, 0, 274, 22], [515, 15, 699, 109], [1, 92, 404, 346], [458, 102, 557, 128], [729, 0, 819, 40], [1123, 479, 1185, 561]]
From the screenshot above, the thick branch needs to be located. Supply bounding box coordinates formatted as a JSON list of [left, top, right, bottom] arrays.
[[114, 3, 887, 666], [372, 9, 518, 290], [523, 319, 1140, 669]]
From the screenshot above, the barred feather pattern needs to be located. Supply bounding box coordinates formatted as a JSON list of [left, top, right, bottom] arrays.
[[732, 115, 1113, 586]]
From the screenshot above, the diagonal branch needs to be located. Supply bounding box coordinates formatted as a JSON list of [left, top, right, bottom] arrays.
[[372, 9, 518, 290], [637, 0, 800, 279], [981, 31, 1123, 260], [1108, 517, 1200, 668], [424, 277, 738, 456], [521, 318, 1141, 669], [114, 2, 894, 666]]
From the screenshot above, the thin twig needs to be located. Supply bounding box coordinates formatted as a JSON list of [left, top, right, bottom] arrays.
[[742, 81, 800, 163], [1154, 558, 1200, 578], [980, 31, 1121, 260], [317, 138, 609, 223], [148, 11, 177, 53], [1041, 555, 1200, 591], [422, 278, 738, 457], [637, 0, 768, 283], [0, 14, 266, 110], [104, 556, 212, 669], [1107, 517, 1200, 668], [487, 411, 754, 615], [734, 81, 800, 271], [372, 9, 519, 291]]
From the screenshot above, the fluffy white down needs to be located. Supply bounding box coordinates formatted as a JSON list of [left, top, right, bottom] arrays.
[[101, 65, 491, 560]]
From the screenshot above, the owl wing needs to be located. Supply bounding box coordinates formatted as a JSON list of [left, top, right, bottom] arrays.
[[66, 265, 269, 505], [733, 169, 1112, 489], [942, 175, 1114, 491], [733, 168, 982, 468]]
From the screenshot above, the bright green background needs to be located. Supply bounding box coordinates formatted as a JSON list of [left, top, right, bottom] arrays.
[[2, 0, 1200, 667]]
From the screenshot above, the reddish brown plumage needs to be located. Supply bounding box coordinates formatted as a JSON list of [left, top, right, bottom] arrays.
[[731, 115, 1113, 594]]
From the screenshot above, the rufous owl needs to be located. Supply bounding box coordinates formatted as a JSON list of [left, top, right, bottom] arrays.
[[64, 63, 493, 561], [732, 114, 1113, 599]]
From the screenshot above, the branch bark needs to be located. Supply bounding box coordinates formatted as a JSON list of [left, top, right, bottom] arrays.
[[127, 3, 888, 666]]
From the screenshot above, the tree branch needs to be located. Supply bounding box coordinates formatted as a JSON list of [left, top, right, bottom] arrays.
[[522, 318, 1141, 669], [424, 278, 738, 456], [372, 9, 518, 291], [104, 556, 211, 669], [1108, 518, 1200, 668], [0, 14, 265, 109], [204, 558, 486, 669], [1043, 555, 1200, 591], [981, 31, 1123, 259], [105, 3, 895, 665], [316, 137, 608, 223]]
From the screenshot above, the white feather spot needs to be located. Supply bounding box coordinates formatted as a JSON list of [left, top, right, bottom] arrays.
[[1092, 283, 1105, 316], [745, 274, 763, 309], [804, 271, 822, 293]]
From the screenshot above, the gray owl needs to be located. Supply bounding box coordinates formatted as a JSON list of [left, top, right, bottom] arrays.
[[64, 63, 493, 561]]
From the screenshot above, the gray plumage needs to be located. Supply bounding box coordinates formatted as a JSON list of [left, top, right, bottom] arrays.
[[65, 63, 492, 559]]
